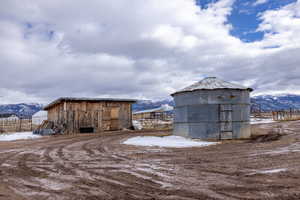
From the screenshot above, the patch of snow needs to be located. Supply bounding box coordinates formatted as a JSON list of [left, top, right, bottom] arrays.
[[119, 169, 172, 188], [249, 168, 287, 175], [250, 118, 274, 124], [260, 168, 287, 174], [256, 142, 300, 155], [0, 132, 41, 141], [1, 163, 12, 167], [123, 135, 218, 148], [136, 167, 171, 179], [132, 120, 143, 130], [35, 178, 69, 191], [155, 120, 172, 124]]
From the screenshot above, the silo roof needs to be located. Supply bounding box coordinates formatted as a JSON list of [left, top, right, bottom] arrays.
[[171, 77, 253, 96]]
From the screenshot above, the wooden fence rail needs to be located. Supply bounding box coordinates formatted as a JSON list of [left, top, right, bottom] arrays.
[[0, 117, 43, 133], [136, 119, 173, 130], [272, 109, 300, 121]]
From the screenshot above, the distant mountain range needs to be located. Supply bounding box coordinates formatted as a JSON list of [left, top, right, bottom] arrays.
[[132, 99, 174, 111], [0, 103, 43, 118], [134, 94, 300, 112], [1, 94, 300, 117], [251, 94, 300, 111]]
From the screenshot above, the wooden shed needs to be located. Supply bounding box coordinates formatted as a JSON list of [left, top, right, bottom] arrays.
[[43, 97, 136, 134]]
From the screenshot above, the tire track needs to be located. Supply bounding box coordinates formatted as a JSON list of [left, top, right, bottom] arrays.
[[2, 127, 299, 199], [0, 131, 209, 199], [0, 151, 21, 167]]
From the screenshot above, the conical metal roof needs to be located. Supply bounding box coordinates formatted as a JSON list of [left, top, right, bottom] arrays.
[[171, 77, 253, 96]]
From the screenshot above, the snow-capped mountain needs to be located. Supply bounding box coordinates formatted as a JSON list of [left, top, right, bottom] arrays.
[[132, 99, 174, 112], [1, 94, 300, 118], [251, 94, 300, 111], [0, 103, 43, 118], [134, 94, 300, 112]]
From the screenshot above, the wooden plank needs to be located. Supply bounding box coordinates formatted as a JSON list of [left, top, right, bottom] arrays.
[[45, 101, 133, 134]]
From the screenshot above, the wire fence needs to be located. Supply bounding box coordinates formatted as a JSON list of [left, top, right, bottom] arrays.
[[251, 108, 300, 121]]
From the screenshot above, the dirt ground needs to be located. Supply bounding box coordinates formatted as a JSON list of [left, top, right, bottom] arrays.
[[1, 121, 300, 200]]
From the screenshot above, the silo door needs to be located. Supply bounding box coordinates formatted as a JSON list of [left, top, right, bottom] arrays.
[[219, 104, 233, 139]]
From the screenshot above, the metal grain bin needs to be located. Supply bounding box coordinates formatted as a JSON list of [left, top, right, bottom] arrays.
[[171, 77, 253, 140]]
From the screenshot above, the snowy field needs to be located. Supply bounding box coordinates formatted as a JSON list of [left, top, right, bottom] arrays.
[[0, 132, 41, 141], [250, 118, 275, 124], [123, 135, 218, 148]]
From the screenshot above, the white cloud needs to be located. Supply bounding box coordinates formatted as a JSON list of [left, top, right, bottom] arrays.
[[253, 0, 269, 6], [257, 1, 300, 48], [0, 0, 300, 104]]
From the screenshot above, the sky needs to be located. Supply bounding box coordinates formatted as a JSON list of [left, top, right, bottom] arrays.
[[0, 0, 300, 104]]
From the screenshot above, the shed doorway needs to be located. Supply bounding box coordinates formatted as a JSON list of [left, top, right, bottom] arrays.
[[78, 111, 98, 133], [110, 107, 120, 130], [219, 104, 233, 139], [80, 127, 94, 133], [102, 106, 120, 131]]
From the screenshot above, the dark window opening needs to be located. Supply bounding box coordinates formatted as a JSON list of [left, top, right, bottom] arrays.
[[80, 127, 94, 133]]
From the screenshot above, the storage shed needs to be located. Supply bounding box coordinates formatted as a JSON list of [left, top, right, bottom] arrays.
[[171, 77, 253, 140], [133, 104, 173, 121], [43, 97, 136, 134]]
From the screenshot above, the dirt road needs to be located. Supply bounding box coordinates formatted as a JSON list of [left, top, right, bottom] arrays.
[[1, 121, 300, 200]]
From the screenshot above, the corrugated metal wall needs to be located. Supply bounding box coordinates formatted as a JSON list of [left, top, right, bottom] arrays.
[[173, 90, 251, 140]]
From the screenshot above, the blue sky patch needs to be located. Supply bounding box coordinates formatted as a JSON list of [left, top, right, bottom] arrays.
[[196, 0, 297, 42], [196, 0, 218, 8]]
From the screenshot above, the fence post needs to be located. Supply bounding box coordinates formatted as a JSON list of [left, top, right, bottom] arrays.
[[31, 117, 33, 131], [19, 119, 22, 132]]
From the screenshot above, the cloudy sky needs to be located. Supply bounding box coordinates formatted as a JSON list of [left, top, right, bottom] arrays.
[[0, 0, 299, 104]]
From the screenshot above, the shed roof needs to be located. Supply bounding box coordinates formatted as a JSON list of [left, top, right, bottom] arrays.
[[44, 97, 137, 110], [171, 77, 253, 96]]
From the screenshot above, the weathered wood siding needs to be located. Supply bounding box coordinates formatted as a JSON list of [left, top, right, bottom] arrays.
[[133, 113, 151, 120], [46, 101, 132, 134]]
